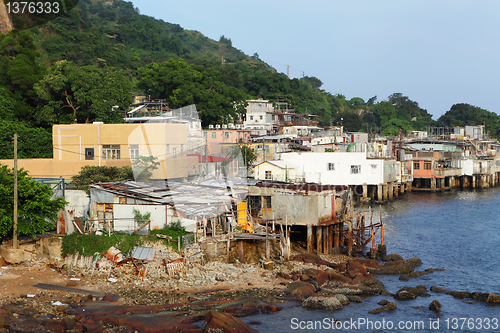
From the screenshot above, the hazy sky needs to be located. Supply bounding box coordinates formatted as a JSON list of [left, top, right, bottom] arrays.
[[130, 0, 500, 120]]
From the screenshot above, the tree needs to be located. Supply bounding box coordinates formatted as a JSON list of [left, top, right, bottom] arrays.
[[71, 165, 134, 194], [381, 119, 413, 136], [303, 76, 323, 90], [0, 164, 66, 241], [35, 60, 132, 125], [131, 156, 160, 183], [137, 59, 247, 126], [0, 30, 45, 121], [334, 112, 362, 132], [0, 89, 52, 159], [437, 103, 500, 138], [237, 143, 256, 172]]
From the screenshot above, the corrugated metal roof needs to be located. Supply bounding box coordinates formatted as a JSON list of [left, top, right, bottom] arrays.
[[131, 247, 156, 261]]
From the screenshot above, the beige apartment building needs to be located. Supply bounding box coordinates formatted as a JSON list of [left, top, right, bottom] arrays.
[[0, 123, 197, 180]]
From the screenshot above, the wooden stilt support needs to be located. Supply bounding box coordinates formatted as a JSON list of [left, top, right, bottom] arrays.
[[307, 224, 313, 253], [328, 225, 333, 250], [238, 240, 243, 263], [347, 222, 353, 256], [323, 226, 329, 254], [316, 226, 322, 254]]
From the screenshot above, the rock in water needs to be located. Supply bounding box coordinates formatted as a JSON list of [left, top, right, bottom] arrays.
[[429, 300, 442, 313], [302, 296, 343, 310], [368, 302, 397, 314], [203, 311, 258, 333]]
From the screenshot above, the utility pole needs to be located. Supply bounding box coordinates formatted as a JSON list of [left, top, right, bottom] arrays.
[[13, 133, 18, 249], [286, 65, 289, 79]]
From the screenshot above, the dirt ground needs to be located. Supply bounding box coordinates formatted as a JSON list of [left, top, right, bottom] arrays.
[[0, 251, 347, 305]]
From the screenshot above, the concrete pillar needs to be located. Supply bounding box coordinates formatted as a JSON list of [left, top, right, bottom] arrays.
[[450, 176, 455, 188], [377, 184, 383, 201], [388, 182, 394, 199], [431, 178, 436, 191], [362, 183, 367, 200], [383, 184, 388, 200], [472, 175, 476, 188], [394, 184, 399, 197]]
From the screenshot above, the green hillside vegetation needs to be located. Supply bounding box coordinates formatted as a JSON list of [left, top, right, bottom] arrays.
[[0, 0, 499, 160]]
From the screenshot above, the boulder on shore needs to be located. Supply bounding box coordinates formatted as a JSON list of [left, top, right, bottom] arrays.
[[285, 281, 316, 298]]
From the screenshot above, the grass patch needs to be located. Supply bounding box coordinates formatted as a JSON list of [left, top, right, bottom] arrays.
[[61, 223, 191, 258]]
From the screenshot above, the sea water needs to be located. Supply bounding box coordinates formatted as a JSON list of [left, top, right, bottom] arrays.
[[242, 187, 500, 332]]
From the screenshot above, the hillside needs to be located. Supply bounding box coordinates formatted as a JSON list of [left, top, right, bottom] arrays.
[[31, 0, 261, 72], [1, 0, 498, 161]]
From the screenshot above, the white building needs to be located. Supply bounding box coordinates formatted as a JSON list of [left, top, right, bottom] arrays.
[[244, 99, 276, 134], [253, 160, 300, 182], [279, 152, 398, 186]]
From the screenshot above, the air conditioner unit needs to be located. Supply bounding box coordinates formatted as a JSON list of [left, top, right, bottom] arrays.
[[235, 124, 241, 129], [216, 124, 221, 129], [228, 123, 234, 129], [222, 124, 228, 129], [209, 124, 214, 129]]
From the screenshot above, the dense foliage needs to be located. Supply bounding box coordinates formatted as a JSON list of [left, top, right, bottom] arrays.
[[137, 59, 247, 125], [0, 164, 67, 241], [35, 60, 132, 125], [0, 0, 499, 163], [437, 104, 500, 138], [71, 165, 134, 194]]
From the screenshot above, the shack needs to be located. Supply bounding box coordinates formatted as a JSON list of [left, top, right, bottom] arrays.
[[89, 180, 248, 233], [247, 182, 351, 254]]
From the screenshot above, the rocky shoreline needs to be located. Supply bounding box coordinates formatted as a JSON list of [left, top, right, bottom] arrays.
[[1, 250, 500, 332]]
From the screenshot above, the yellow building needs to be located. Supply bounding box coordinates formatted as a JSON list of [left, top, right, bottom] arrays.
[[0, 123, 197, 180]]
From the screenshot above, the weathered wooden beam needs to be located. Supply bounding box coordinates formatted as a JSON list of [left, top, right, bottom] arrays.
[[307, 225, 313, 253]]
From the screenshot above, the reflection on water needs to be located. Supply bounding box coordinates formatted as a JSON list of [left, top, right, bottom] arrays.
[[244, 187, 500, 333]]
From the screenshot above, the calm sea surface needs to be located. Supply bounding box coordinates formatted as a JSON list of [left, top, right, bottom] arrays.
[[242, 187, 500, 332]]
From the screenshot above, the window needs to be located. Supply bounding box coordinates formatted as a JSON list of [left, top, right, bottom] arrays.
[[180, 144, 184, 153], [250, 116, 254, 120], [328, 163, 335, 170], [224, 132, 229, 139], [259, 115, 263, 120], [173, 147, 177, 158], [84, 148, 94, 160], [264, 196, 272, 208], [212, 132, 216, 139], [424, 162, 431, 170], [129, 145, 139, 158], [350, 165, 361, 174], [203, 132, 207, 139], [413, 162, 420, 170], [265, 170, 272, 180], [371, 164, 377, 169], [166, 144, 170, 154], [102, 145, 120, 159], [272, 115, 275, 121]]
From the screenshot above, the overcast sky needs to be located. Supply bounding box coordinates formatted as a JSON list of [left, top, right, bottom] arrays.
[[130, 0, 500, 120]]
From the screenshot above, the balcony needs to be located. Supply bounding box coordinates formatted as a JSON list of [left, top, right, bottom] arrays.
[[434, 168, 461, 177]]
